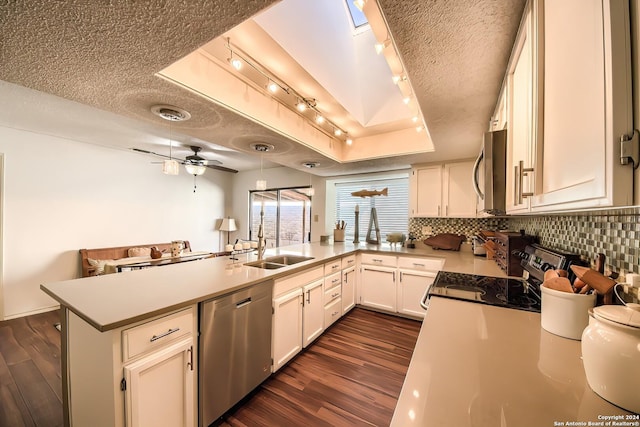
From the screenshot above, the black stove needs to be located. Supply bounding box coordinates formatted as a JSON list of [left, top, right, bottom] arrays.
[[425, 244, 583, 313]]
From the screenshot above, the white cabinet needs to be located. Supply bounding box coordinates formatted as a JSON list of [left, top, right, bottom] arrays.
[[272, 288, 303, 371], [272, 266, 323, 372], [531, 0, 633, 211], [123, 338, 194, 427], [500, 0, 633, 213], [442, 162, 477, 217], [323, 259, 343, 328], [410, 165, 442, 217], [302, 279, 324, 347], [505, 1, 538, 214], [342, 266, 356, 314], [397, 270, 437, 318], [411, 162, 477, 218], [359, 254, 398, 312], [397, 256, 443, 318], [65, 306, 198, 427]]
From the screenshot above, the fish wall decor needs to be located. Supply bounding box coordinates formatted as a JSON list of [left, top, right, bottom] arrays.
[[351, 187, 388, 198]]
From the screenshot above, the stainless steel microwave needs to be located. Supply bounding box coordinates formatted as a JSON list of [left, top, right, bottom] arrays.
[[473, 129, 507, 215]]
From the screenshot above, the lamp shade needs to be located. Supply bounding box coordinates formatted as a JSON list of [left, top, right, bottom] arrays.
[[219, 217, 237, 232]]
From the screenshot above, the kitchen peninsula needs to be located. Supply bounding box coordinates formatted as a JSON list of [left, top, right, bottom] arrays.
[[41, 242, 631, 426]]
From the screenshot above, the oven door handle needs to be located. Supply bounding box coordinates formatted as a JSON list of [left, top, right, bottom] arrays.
[[420, 286, 431, 311]]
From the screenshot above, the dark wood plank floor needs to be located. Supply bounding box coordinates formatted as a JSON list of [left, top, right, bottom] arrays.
[[0, 309, 63, 427], [220, 308, 421, 427], [0, 307, 420, 427]]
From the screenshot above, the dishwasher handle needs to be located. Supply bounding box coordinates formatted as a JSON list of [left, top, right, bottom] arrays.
[[236, 297, 252, 309]]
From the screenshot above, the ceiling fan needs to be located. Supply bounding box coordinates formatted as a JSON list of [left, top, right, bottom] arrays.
[[132, 145, 238, 174]]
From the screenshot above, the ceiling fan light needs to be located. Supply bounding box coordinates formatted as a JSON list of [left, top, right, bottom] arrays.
[[162, 159, 180, 175], [185, 163, 206, 175]]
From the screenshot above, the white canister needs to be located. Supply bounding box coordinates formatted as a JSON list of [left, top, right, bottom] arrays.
[[540, 284, 596, 340], [171, 240, 184, 257], [582, 305, 640, 414]]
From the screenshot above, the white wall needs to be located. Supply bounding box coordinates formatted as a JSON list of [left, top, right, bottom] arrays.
[[0, 119, 232, 320]]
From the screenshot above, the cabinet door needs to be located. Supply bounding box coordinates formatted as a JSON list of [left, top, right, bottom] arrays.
[[123, 338, 195, 427], [302, 280, 324, 348], [342, 267, 356, 314], [410, 166, 442, 217], [360, 266, 397, 312], [531, 0, 632, 211], [442, 161, 477, 217], [397, 270, 437, 318], [506, 4, 537, 214], [272, 288, 303, 372]]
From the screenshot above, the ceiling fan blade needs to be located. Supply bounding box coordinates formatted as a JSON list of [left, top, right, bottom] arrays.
[[206, 164, 238, 173]]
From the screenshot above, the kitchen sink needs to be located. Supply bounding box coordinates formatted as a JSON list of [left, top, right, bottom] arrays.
[[245, 255, 314, 269]]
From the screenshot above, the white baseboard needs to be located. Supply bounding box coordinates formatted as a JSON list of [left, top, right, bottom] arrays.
[[3, 304, 61, 321]]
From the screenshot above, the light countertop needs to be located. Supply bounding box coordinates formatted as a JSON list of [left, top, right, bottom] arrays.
[[41, 241, 503, 331], [391, 297, 633, 426]]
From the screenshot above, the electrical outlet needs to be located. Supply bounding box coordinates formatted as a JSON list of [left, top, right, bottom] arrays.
[[422, 226, 432, 235]]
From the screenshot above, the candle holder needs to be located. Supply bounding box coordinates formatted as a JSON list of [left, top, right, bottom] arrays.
[[353, 210, 360, 243]]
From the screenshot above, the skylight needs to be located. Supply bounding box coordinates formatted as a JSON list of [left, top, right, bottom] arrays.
[[345, 0, 368, 28]]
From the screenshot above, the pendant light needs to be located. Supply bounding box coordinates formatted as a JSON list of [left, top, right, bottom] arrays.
[[162, 122, 180, 175], [303, 162, 319, 196], [251, 143, 274, 191]]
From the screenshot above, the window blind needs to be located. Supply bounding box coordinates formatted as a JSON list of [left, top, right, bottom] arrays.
[[335, 177, 409, 242]]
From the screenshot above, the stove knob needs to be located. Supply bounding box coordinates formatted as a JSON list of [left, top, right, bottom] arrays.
[[511, 250, 530, 260], [540, 263, 554, 272]]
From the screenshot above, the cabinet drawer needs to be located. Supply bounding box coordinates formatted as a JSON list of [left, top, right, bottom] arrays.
[[274, 266, 324, 296], [360, 253, 397, 267], [324, 259, 342, 275], [324, 272, 342, 291], [324, 298, 342, 328], [342, 255, 356, 270], [397, 256, 444, 271], [122, 307, 194, 361], [324, 283, 342, 304]]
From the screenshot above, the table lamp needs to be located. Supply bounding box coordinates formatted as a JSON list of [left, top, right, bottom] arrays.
[[218, 217, 237, 245]]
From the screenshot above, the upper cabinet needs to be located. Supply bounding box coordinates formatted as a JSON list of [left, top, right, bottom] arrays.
[[410, 161, 477, 218], [502, 0, 634, 214]]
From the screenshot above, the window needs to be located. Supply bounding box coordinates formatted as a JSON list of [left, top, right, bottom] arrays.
[[249, 187, 312, 248], [344, 0, 368, 28], [335, 176, 409, 242]]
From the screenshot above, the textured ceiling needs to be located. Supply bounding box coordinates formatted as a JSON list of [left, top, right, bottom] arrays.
[[0, 0, 526, 176]]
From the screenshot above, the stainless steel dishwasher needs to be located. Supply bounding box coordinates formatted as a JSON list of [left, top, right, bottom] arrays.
[[199, 281, 273, 426]]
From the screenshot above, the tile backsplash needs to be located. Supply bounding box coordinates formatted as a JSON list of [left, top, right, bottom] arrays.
[[410, 207, 640, 301]]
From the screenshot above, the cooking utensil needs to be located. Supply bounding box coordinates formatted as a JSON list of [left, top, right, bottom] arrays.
[[569, 265, 616, 295], [543, 276, 573, 293], [594, 253, 605, 274]]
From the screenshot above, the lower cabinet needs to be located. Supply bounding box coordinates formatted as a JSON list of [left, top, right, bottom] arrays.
[[342, 266, 356, 314], [123, 338, 195, 427], [272, 266, 324, 372], [65, 306, 198, 427], [360, 265, 397, 312], [302, 279, 324, 347], [272, 288, 303, 372], [397, 269, 437, 318]]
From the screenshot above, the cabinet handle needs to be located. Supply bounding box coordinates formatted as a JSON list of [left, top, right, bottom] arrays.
[[413, 263, 425, 267], [399, 271, 403, 282], [187, 345, 194, 371], [514, 164, 519, 205], [332, 311, 340, 317], [445, 205, 449, 216], [331, 292, 340, 298], [332, 278, 339, 284], [306, 290, 311, 304], [150, 327, 180, 342], [517, 160, 534, 204], [372, 258, 383, 263], [236, 297, 252, 309], [393, 271, 396, 282], [437, 206, 441, 216]]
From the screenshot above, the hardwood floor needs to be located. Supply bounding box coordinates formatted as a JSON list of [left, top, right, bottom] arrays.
[[0, 309, 63, 427], [0, 307, 420, 427], [220, 308, 421, 427]]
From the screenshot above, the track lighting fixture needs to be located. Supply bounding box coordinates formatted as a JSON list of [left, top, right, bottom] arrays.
[[392, 74, 406, 85], [346, 138, 353, 145], [374, 39, 390, 55], [225, 38, 351, 145], [403, 96, 411, 105]]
